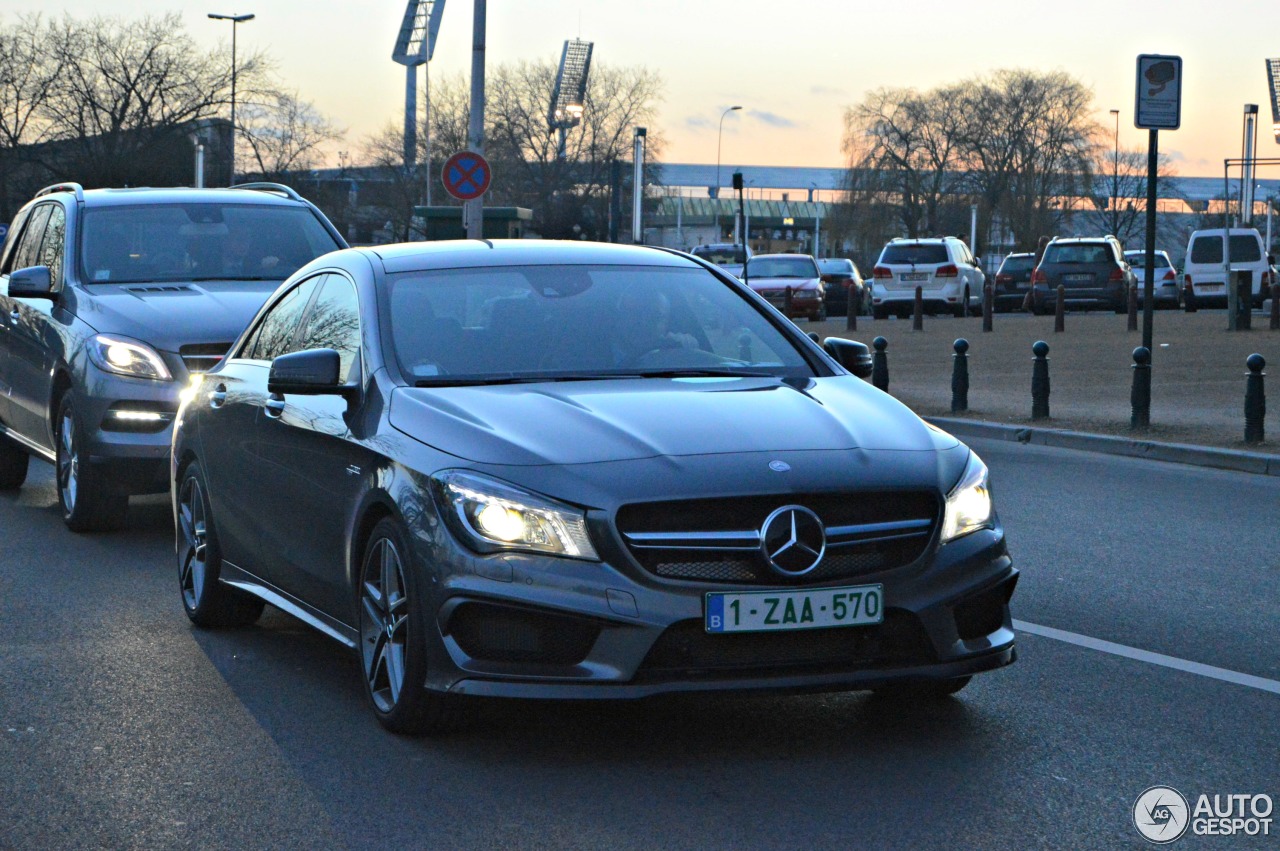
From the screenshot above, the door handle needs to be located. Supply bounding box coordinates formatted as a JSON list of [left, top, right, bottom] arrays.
[[264, 393, 285, 418], [208, 384, 227, 408]]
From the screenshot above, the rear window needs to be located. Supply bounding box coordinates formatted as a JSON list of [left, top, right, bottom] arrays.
[[1124, 252, 1172, 269], [1188, 234, 1262, 265], [998, 256, 1035, 273], [818, 258, 855, 276], [692, 245, 746, 265], [1043, 243, 1115, 264], [80, 203, 342, 285], [745, 256, 819, 278], [880, 244, 948, 265]]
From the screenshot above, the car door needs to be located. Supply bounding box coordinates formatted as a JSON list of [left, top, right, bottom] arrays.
[[6, 203, 68, 445], [200, 274, 323, 573], [253, 272, 371, 619], [0, 203, 53, 442]]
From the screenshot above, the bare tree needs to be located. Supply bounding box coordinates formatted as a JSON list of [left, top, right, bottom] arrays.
[[1085, 146, 1179, 246], [0, 15, 61, 214], [238, 90, 343, 182]]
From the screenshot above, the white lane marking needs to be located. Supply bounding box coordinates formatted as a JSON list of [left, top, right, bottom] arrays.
[[1013, 619, 1280, 696]]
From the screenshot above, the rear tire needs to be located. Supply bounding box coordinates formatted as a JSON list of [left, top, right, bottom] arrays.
[[0, 436, 29, 490], [871, 676, 972, 700], [56, 395, 127, 532], [177, 461, 265, 628]]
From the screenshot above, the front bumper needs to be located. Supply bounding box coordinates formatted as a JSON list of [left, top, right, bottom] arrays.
[[419, 523, 1018, 700], [77, 367, 182, 494]]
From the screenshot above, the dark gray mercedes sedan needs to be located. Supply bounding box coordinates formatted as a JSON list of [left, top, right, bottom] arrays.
[[172, 240, 1017, 734]]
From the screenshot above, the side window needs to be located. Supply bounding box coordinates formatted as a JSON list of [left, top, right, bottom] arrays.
[[0, 206, 33, 273], [242, 275, 325, 362], [296, 275, 361, 382], [38, 205, 66, 287], [11, 204, 52, 272]]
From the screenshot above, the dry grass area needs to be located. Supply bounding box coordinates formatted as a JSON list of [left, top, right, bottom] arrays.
[[810, 309, 1280, 454]]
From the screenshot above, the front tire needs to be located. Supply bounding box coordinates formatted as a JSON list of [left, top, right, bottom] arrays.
[[0, 436, 29, 489], [56, 395, 127, 532], [358, 517, 454, 735], [177, 462, 265, 628]]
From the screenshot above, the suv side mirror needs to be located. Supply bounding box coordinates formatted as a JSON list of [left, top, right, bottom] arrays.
[[8, 265, 54, 299], [823, 337, 873, 379], [268, 348, 343, 395]]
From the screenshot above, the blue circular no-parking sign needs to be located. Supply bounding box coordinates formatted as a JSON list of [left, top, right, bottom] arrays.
[[442, 151, 491, 201]]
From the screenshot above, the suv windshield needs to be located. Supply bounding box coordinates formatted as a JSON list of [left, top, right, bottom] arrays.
[[1189, 234, 1262, 264], [745, 256, 818, 278], [80, 203, 341, 284], [1043, 243, 1114, 264], [388, 264, 813, 383], [880, 244, 948, 265]]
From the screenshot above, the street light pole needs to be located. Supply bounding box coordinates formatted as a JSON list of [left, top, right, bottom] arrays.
[[209, 12, 255, 187], [1109, 108, 1120, 234], [716, 105, 741, 240]]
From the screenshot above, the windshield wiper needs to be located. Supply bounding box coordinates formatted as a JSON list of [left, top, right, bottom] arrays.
[[631, 368, 777, 379]]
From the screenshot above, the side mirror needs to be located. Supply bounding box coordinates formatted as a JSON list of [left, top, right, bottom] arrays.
[[268, 348, 343, 396], [8, 265, 54, 299], [823, 337, 873, 379]]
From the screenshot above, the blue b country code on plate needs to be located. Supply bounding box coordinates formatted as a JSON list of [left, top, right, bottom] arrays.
[[705, 584, 884, 633]]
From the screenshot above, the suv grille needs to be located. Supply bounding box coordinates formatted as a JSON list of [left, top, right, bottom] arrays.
[[179, 343, 231, 374], [616, 491, 939, 585]]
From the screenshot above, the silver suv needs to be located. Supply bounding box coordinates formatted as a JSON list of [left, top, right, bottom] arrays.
[[870, 237, 984, 318], [0, 182, 346, 530]]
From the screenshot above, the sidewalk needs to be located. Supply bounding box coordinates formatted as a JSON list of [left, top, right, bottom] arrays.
[[813, 309, 1280, 456]]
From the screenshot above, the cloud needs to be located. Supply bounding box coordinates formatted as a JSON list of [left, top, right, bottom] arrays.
[[1165, 149, 1187, 162], [810, 85, 848, 97], [749, 110, 797, 128], [684, 115, 714, 131]]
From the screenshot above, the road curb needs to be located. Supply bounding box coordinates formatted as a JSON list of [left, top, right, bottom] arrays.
[[927, 417, 1280, 477]]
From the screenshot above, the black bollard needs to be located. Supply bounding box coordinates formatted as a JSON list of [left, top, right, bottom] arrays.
[[1130, 346, 1151, 430], [872, 336, 889, 392], [1127, 283, 1138, 331], [1184, 280, 1197, 312], [1237, 272, 1253, 331], [784, 285, 793, 317], [1055, 284, 1065, 333], [1270, 283, 1279, 331], [845, 289, 858, 332], [951, 338, 970, 413], [912, 286, 924, 331], [1245, 354, 1266, 444], [982, 283, 993, 333], [1031, 340, 1050, 420]]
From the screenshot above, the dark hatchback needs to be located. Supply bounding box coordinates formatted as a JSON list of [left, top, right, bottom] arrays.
[[818, 257, 865, 317], [992, 253, 1035, 312], [172, 240, 1017, 734]]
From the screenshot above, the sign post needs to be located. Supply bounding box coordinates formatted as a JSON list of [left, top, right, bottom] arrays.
[[1134, 54, 1183, 354], [442, 150, 491, 239]]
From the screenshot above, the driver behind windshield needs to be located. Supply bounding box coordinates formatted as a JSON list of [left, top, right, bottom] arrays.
[[611, 289, 698, 365]]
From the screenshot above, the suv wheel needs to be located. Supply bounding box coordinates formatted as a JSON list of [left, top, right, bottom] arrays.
[[177, 461, 265, 628], [953, 286, 970, 318], [56, 395, 127, 532], [0, 436, 29, 489]]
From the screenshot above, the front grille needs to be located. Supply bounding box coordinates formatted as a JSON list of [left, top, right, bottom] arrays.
[[179, 343, 231, 374], [617, 491, 939, 586], [636, 610, 936, 679]]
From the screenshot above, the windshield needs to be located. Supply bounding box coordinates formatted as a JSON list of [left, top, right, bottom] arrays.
[[387, 264, 813, 384], [1189, 234, 1262, 264], [819, 259, 855, 276], [879, 244, 948, 265], [80, 203, 341, 284], [693, 246, 746, 265], [745, 256, 818, 279]]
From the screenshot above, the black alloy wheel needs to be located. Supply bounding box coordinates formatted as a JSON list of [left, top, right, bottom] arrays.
[[56, 395, 127, 532], [358, 517, 453, 735], [176, 462, 264, 628]]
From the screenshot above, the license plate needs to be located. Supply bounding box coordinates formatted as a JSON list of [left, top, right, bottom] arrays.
[[1198, 283, 1223, 291], [705, 584, 884, 633], [1064, 273, 1093, 282], [900, 272, 928, 282]]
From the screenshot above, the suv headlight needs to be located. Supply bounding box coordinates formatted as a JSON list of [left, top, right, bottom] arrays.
[[941, 452, 993, 543], [87, 334, 173, 381], [431, 470, 598, 560]]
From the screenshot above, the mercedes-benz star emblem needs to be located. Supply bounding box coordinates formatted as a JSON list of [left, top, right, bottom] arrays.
[[769, 460, 791, 472], [760, 505, 826, 577]]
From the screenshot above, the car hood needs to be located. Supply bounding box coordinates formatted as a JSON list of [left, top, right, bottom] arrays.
[[388, 375, 945, 466], [73, 280, 280, 350], [747, 277, 820, 292]]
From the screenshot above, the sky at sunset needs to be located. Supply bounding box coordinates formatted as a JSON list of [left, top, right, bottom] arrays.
[[8, 0, 1280, 178]]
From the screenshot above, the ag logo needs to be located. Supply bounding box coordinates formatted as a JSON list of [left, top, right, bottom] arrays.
[[1133, 786, 1190, 844]]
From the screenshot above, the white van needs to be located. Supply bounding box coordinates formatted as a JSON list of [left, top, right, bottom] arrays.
[[1182, 227, 1274, 308]]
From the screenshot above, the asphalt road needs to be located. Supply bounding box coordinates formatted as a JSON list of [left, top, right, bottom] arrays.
[[2, 439, 1277, 850]]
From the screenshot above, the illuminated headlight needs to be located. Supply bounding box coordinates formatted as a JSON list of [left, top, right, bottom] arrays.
[[87, 334, 172, 381], [941, 452, 993, 543], [431, 470, 598, 560]]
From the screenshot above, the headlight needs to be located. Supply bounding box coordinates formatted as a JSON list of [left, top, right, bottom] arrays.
[[941, 452, 993, 543], [431, 470, 598, 560], [87, 334, 173, 381]]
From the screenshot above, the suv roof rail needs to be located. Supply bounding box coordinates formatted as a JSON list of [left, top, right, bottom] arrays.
[[230, 182, 304, 202], [35, 182, 85, 202]]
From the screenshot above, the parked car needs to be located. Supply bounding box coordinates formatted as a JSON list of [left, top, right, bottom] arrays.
[[1182, 227, 1274, 309], [992, 253, 1036, 312], [742, 253, 826, 321], [1030, 236, 1133, 313], [870, 237, 984, 318], [1123, 249, 1181, 309], [818, 257, 866, 317], [0, 182, 347, 530], [172, 239, 1017, 734], [691, 243, 752, 278]]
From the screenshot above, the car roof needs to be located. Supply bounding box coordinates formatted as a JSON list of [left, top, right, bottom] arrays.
[[748, 253, 816, 261], [366, 239, 700, 274], [74, 187, 309, 208]]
